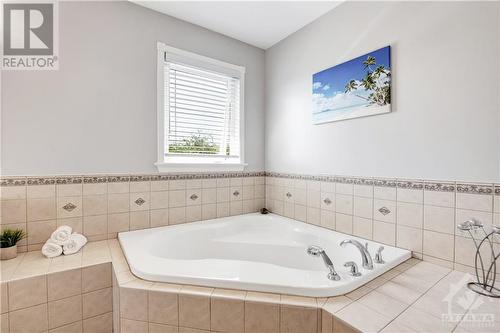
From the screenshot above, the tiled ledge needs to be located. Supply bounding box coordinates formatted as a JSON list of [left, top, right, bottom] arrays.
[[1, 239, 499, 333]]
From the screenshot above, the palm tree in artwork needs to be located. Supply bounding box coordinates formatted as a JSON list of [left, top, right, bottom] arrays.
[[344, 55, 391, 106], [363, 56, 376, 70]]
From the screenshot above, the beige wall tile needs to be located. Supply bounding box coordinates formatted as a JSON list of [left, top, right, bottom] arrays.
[[242, 199, 255, 213], [423, 230, 454, 261], [373, 220, 395, 246], [48, 268, 82, 301], [186, 206, 202, 222], [130, 181, 150, 193], [396, 225, 423, 253], [245, 301, 279, 333], [216, 188, 230, 203], [27, 185, 55, 199], [107, 193, 129, 213], [58, 217, 83, 234], [1, 200, 26, 223], [353, 196, 372, 219], [130, 211, 150, 231], [169, 207, 186, 225], [57, 197, 83, 219], [151, 180, 169, 192], [353, 184, 373, 198], [242, 186, 255, 200], [374, 186, 396, 201], [107, 213, 128, 233], [201, 179, 216, 189], [294, 204, 307, 222], [424, 190, 455, 207], [335, 194, 353, 215], [230, 200, 243, 215], [320, 192, 334, 211], [186, 190, 202, 206], [336, 183, 353, 195], [201, 189, 216, 204], [306, 207, 320, 225], [82, 183, 107, 196], [151, 191, 169, 209], [201, 204, 216, 220], [353, 217, 372, 240], [83, 215, 107, 237], [82, 195, 107, 216], [48, 294, 82, 329], [129, 193, 150, 211], [424, 205, 455, 234], [82, 287, 112, 319], [27, 198, 56, 221], [396, 202, 423, 229], [82, 312, 112, 333], [216, 203, 229, 218], [82, 263, 111, 293], [397, 188, 423, 204], [57, 184, 82, 197], [27, 220, 56, 245], [1, 186, 26, 201], [148, 290, 178, 326], [170, 180, 187, 190], [456, 192, 493, 212], [178, 293, 210, 330], [307, 190, 320, 208], [320, 210, 335, 229], [49, 320, 82, 333], [149, 323, 178, 333], [8, 275, 47, 311], [373, 199, 396, 223], [120, 318, 148, 333], [150, 209, 169, 227], [169, 190, 186, 208], [9, 303, 48, 333], [107, 182, 129, 194], [255, 185, 265, 199], [335, 213, 353, 234], [120, 287, 147, 321], [494, 195, 500, 213], [280, 305, 317, 333], [211, 295, 244, 333], [1, 282, 8, 314]]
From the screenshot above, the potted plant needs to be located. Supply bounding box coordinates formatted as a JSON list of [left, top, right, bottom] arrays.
[[0, 229, 26, 260]]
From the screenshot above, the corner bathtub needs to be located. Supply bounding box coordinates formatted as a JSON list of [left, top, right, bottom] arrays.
[[118, 213, 411, 297]]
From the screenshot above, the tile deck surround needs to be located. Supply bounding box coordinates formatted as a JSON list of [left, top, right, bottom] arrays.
[[1, 239, 499, 332]]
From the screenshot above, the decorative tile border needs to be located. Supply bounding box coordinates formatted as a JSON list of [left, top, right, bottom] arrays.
[[265, 172, 497, 194], [456, 183, 494, 195], [1, 171, 267, 186]]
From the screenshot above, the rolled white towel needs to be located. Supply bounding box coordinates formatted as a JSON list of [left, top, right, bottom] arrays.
[[63, 233, 87, 255], [50, 225, 72, 245], [42, 239, 63, 258]]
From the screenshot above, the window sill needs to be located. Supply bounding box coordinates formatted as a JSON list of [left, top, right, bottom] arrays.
[[154, 162, 247, 173]]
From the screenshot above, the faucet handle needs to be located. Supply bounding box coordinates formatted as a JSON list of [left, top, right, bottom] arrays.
[[374, 246, 385, 264], [344, 261, 361, 277]]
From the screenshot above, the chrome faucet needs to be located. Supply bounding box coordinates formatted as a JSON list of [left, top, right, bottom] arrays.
[[307, 245, 340, 281], [339, 239, 374, 270]]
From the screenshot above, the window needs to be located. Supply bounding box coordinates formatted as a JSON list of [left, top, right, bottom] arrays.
[[156, 43, 246, 172]]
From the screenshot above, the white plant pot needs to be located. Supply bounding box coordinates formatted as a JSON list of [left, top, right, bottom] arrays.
[[0, 245, 18, 260]]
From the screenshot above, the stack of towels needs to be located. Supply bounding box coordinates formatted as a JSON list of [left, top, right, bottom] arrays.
[[41, 226, 88, 258]]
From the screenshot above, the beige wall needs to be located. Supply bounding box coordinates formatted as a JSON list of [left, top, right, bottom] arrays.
[[1, 1, 266, 175]]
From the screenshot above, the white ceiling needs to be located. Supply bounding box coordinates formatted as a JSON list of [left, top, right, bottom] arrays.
[[132, 1, 342, 49]]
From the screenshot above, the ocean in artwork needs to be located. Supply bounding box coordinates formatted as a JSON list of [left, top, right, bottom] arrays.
[[312, 46, 391, 124]]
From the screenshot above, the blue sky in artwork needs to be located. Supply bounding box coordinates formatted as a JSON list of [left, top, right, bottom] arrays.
[[313, 46, 391, 99]]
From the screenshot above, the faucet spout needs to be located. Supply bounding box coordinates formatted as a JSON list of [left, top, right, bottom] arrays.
[[307, 246, 341, 281], [339, 239, 374, 270]]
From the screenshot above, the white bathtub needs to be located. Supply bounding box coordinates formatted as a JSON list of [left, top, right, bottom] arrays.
[[119, 213, 411, 297]]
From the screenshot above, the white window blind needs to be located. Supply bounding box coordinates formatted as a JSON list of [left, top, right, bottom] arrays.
[[165, 62, 240, 159]]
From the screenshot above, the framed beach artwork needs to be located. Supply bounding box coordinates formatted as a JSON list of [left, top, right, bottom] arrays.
[[312, 46, 391, 124]]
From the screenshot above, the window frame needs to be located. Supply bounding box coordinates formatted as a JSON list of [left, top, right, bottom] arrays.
[[155, 42, 246, 173]]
